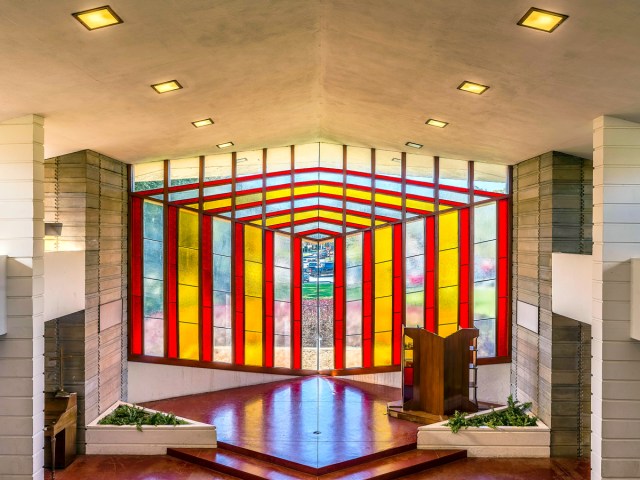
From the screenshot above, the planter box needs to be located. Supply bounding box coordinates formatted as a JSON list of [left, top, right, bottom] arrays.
[[417, 406, 550, 457], [86, 401, 217, 455]]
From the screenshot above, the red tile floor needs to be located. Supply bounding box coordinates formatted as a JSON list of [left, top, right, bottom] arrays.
[[144, 376, 418, 472], [45, 376, 590, 479], [46, 455, 590, 479]]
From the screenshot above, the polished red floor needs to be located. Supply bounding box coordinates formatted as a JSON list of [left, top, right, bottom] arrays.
[[46, 455, 590, 480], [142, 376, 418, 471]]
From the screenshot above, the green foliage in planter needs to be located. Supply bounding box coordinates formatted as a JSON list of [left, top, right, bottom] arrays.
[[98, 404, 187, 432], [446, 395, 537, 434]]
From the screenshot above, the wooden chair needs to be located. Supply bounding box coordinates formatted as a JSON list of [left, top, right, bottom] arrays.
[[44, 392, 77, 479]]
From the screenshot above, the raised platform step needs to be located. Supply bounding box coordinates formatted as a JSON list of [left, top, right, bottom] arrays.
[[168, 446, 466, 480]]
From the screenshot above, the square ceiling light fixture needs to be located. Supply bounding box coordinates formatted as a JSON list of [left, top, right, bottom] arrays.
[[426, 118, 449, 128], [405, 142, 423, 149], [217, 141, 234, 149], [518, 7, 568, 33], [457, 81, 490, 95], [72, 5, 123, 30], [151, 80, 183, 94], [192, 118, 214, 128]]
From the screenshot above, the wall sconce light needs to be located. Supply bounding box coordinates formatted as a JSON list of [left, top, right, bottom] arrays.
[[0, 256, 6, 336], [45, 223, 63, 236]]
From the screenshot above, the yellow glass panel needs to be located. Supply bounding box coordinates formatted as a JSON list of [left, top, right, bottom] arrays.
[[319, 185, 344, 196], [179, 323, 199, 360], [374, 261, 392, 297], [203, 198, 231, 210], [244, 225, 263, 263], [374, 219, 386, 226], [178, 285, 199, 323], [184, 203, 199, 209], [245, 331, 263, 366], [438, 323, 458, 338], [438, 286, 458, 326], [404, 335, 414, 363], [266, 214, 291, 226], [374, 297, 392, 332], [346, 215, 370, 226], [438, 211, 458, 251], [319, 210, 342, 221], [438, 249, 459, 288], [293, 185, 319, 196], [375, 193, 401, 206], [346, 188, 371, 201], [236, 193, 263, 206], [406, 198, 434, 212], [374, 332, 392, 366], [293, 210, 319, 222], [179, 210, 199, 248], [375, 226, 393, 262], [244, 261, 263, 298], [178, 248, 199, 286], [266, 188, 291, 200], [251, 219, 262, 225], [245, 296, 263, 332]]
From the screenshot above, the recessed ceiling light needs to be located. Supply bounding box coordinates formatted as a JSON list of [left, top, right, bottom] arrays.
[[72, 5, 123, 30], [217, 142, 234, 149], [457, 81, 489, 95], [426, 119, 449, 128], [517, 7, 568, 33], [151, 80, 183, 94], [405, 142, 423, 149], [192, 118, 214, 128]]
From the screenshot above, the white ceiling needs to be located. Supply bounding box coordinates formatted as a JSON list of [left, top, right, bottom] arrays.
[[2, 0, 640, 165]]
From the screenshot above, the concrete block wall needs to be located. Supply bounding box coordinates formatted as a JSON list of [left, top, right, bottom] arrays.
[[43, 150, 128, 453], [512, 151, 592, 457], [0, 115, 45, 479], [591, 116, 640, 479]]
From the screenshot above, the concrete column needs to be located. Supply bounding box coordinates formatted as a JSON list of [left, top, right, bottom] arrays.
[[592, 116, 640, 479], [0, 115, 45, 479]]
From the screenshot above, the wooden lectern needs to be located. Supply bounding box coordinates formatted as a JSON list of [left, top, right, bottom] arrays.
[[402, 327, 478, 416], [44, 392, 77, 477]]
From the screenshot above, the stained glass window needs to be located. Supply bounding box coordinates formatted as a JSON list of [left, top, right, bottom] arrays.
[[178, 209, 199, 360]]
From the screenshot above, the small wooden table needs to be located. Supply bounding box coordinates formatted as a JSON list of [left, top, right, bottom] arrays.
[[44, 392, 77, 479]]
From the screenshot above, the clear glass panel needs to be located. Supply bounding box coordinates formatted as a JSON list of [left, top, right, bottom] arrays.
[[474, 279, 496, 320], [474, 240, 497, 281], [204, 153, 232, 182], [346, 266, 363, 301], [439, 158, 469, 189], [143, 200, 164, 241], [266, 146, 291, 173], [405, 255, 424, 293], [406, 154, 434, 183], [213, 291, 232, 328], [213, 327, 232, 363], [376, 150, 402, 177], [405, 291, 424, 328], [405, 219, 425, 257], [134, 161, 164, 192], [170, 157, 199, 187], [144, 317, 164, 357], [274, 266, 291, 301], [345, 335, 362, 368], [474, 202, 497, 243], [274, 301, 291, 335], [346, 146, 371, 173], [143, 278, 163, 318], [345, 234, 364, 266], [320, 143, 343, 170], [212, 218, 232, 256], [274, 334, 291, 368], [295, 143, 320, 169], [143, 239, 163, 281], [213, 254, 231, 292], [346, 301, 362, 335], [474, 163, 508, 194], [475, 318, 497, 357], [274, 234, 291, 267], [236, 150, 263, 178]]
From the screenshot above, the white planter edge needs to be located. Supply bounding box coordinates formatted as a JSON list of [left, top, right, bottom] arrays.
[[86, 400, 217, 455], [417, 404, 550, 458]]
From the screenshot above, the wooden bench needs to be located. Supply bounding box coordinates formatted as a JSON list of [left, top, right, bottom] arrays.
[[44, 392, 77, 478]]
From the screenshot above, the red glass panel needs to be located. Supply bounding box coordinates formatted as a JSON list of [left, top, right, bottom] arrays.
[[333, 236, 344, 370], [264, 230, 274, 367], [497, 199, 510, 358], [458, 208, 470, 329], [425, 216, 436, 333], [393, 224, 403, 365], [362, 230, 372, 367], [234, 222, 245, 365], [293, 237, 302, 369], [130, 196, 143, 355], [201, 215, 212, 362], [167, 206, 178, 358]]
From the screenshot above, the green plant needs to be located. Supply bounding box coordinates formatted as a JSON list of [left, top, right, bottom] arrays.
[[98, 404, 187, 432], [445, 395, 537, 433]]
